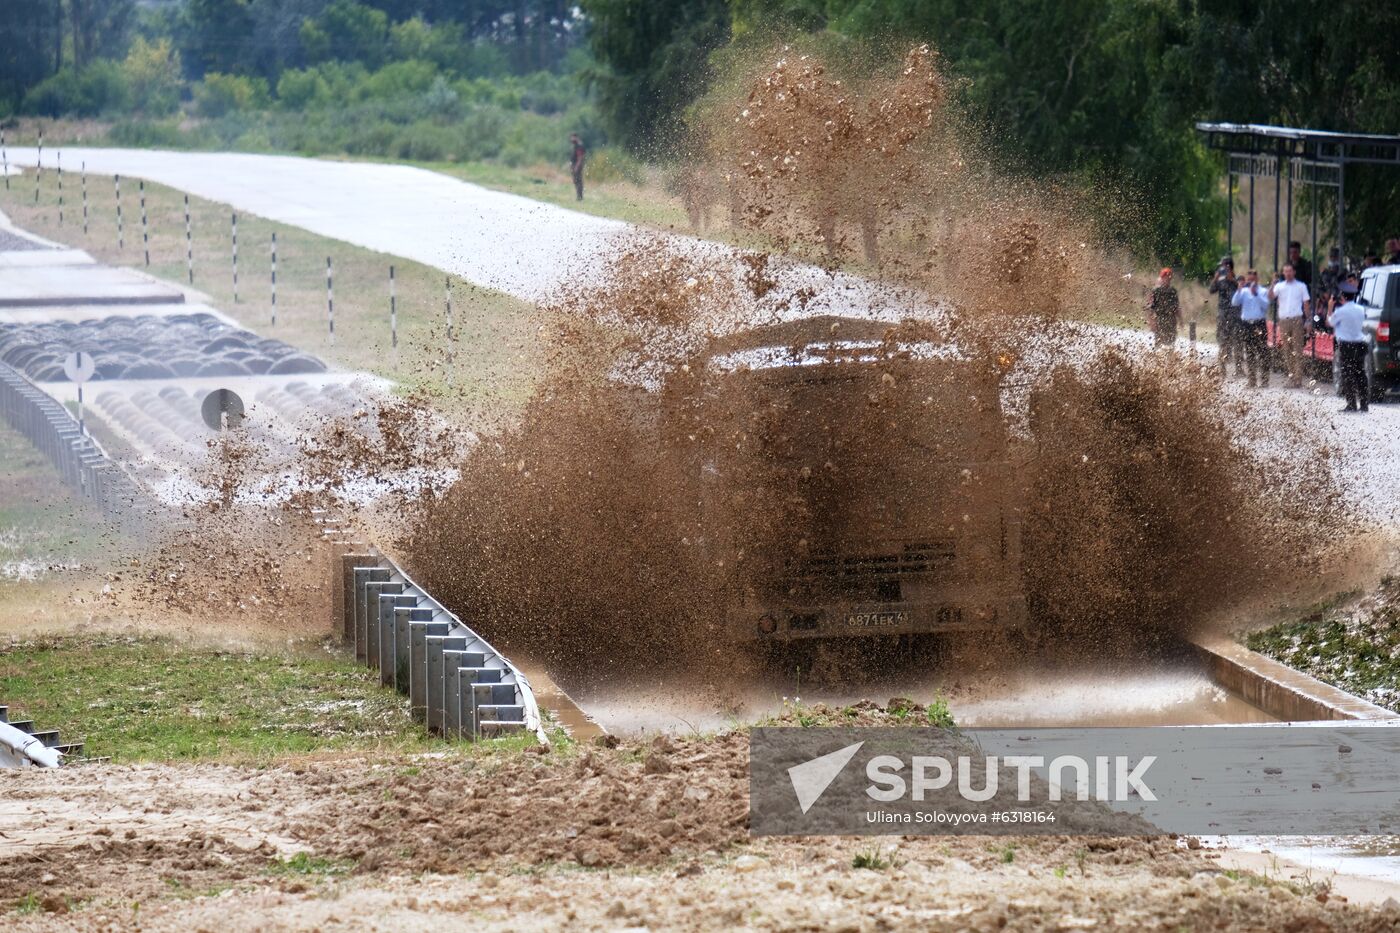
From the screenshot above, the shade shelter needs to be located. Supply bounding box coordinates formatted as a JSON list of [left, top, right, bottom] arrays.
[[1195, 122, 1400, 272]]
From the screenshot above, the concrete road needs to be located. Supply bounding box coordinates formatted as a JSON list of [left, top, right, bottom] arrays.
[[2, 147, 925, 321], [5, 147, 624, 302]]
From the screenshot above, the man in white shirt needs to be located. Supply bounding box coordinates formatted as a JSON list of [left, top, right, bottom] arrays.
[[1231, 268, 1272, 387], [1328, 281, 1369, 412], [1269, 264, 1311, 387]]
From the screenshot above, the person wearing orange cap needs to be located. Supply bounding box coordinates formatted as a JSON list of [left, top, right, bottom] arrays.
[[1145, 267, 1180, 348]]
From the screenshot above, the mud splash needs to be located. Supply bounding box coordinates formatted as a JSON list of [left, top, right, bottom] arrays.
[[113, 43, 1353, 685], [397, 44, 1352, 687]]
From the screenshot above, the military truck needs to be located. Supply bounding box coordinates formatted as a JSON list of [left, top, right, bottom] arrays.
[[664, 315, 1027, 646]]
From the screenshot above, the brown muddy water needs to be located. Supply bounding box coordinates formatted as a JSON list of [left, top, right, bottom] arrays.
[[564, 656, 1275, 736]]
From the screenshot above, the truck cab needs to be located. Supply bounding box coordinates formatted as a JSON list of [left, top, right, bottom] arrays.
[[668, 315, 1027, 644]]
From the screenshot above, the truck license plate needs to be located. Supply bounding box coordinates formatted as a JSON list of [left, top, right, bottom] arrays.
[[845, 611, 908, 628]]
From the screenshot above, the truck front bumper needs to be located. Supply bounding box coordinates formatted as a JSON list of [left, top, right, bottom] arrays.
[[727, 590, 1028, 642]]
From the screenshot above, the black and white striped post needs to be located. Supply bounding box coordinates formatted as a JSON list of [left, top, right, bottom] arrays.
[[445, 276, 454, 385], [326, 257, 335, 345], [270, 231, 277, 327], [389, 265, 398, 357], [139, 180, 149, 266], [114, 174, 123, 250], [33, 129, 41, 203], [1, 128, 8, 191], [184, 194, 193, 284], [81, 162, 88, 234], [56, 152, 62, 224], [231, 212, 239, 303]]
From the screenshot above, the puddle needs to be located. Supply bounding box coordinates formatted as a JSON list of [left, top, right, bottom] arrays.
[[574, 660, 1276, 735]]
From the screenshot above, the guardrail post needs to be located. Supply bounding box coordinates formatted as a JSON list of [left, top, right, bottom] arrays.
[[408, 622, 451, 722]]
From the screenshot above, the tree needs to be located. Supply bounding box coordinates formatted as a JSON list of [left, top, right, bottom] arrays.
[[66, 0, 136, 70], [0, 1, 63, 112], [300, 0, 390, 68], [121, 36, 182, 115], [583, 0, 730, 154], [179, 0, 255, 78]]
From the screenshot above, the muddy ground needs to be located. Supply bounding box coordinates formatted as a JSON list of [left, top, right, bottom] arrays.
[[4, 729, 1399, 931]]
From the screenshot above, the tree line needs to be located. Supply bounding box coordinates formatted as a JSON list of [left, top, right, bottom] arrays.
[[582, 0, 1400, 270], [1, 1, 585, 105], [3, 1, 1397, 268]]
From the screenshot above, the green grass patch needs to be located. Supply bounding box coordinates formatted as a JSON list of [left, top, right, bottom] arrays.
[[0, 420, 112, 569], [926, 696, 955, 729], [851, 846, 901, 870], [1243, 586, 1400, 712], [421, 159, 690, 231], [266, 852, 355, 877], [0, 634, 459, 762], [13, 893, 42, 915]]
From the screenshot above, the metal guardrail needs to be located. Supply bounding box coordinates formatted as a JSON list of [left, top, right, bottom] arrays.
[[0, 360, 151, 532], [327, 524, 544, 743], [0, 704, 80, 768]]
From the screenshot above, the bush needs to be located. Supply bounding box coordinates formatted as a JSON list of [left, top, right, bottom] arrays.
[[194, 73, 269, 118], [345, 121, 398, 156], [422, 76, 459, 118], [276, 69, 331, 110], [121, 37, 182, 117], [393, 121, 456, 161], [23, 62, 130, 117], [107, 119, 189, 148], [586, 146, 645, 185], [457, 105, 507, 161], [359, 60, 439, 102]]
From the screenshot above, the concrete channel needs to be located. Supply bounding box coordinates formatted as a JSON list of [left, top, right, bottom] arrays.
[[1188, 634, 1396, 723], [564, 633, 1398, 737]]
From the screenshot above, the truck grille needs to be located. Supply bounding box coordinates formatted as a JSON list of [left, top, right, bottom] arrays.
[[797, 540, 955, 579]]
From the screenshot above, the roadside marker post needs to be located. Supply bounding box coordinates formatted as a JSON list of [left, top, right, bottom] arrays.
[[184, 194, 193, 284], [445, 276, 454, 386], [390, 265, 398, 357], [33, 129, 41, 203], [139, 180, 149, 266], [231, 213, 239, 303], [115, 175, 123, 250], [326, 257, 335, 345], [81, 162, 88, 234], [63, 352, 96, 436], [56, 152, 62, 224], [270, 231, 277, 326], [1, 128, 8, 190]]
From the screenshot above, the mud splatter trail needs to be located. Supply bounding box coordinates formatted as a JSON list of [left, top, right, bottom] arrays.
[[112, 44, 1354, 683], [397, 44, 1353, 686]]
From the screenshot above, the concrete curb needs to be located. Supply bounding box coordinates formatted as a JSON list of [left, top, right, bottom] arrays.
[[322, 517, 546, 744], [1189, 635, 1397, 722]]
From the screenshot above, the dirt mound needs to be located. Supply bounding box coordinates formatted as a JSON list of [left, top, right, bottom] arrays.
[[7, 736, 1400, 931], [321, 733, 750, 872]]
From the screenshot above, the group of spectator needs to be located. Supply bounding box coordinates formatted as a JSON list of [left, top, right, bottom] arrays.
[[1145, 238, 1400, 412]]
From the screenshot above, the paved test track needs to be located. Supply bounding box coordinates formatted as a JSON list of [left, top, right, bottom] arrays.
[[2, 146, 923, 321], [5, 147, 623, 302]]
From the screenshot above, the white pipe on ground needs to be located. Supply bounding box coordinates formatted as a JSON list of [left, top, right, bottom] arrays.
[[0, 720, 60, 768]]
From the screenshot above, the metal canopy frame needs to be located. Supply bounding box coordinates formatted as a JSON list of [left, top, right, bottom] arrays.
[[1196, 122, 1400, 273]]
